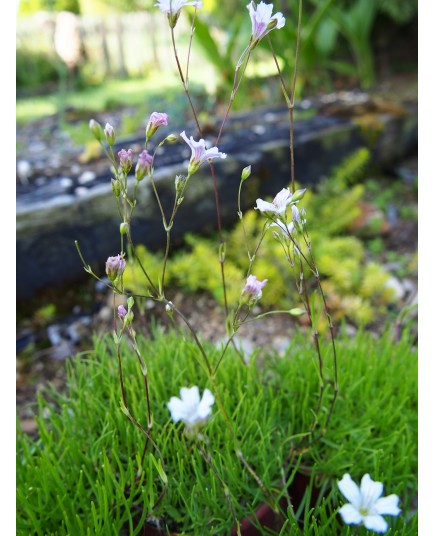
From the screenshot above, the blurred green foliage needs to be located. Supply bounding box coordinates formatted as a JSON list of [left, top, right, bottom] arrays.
[[18, 0, 80, 15], [16, 49, 66, 90], [124, 148, 402, 326]]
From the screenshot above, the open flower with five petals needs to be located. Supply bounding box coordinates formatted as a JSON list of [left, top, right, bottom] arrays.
[[255, 187, 292, 215], [180, 131, 227, 175], [247, 1, 285, 48], [168, 386, 215, 430], [338, 473, 401, 533]]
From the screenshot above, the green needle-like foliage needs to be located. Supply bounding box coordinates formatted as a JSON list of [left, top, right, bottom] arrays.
[[17, 327, 417, 535]]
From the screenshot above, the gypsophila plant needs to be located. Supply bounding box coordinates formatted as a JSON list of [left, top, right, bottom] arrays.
[[72, 1, 406, 533]]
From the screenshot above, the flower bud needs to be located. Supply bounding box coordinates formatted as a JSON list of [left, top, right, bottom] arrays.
[[111, 178, 121, 197], [104, 123, 115, 145], [146, 112, 169, 140], [120, 222, 129, 235], [175, 174, 187, 193], [290, 188, 307, 203], [106, 254, 126, 283], [118, 305, 127, 319], [135, 150, 152, 181], [241, 165, 251, 181], [165, 301, 174, 317], [118, 149, 134, 173], [89, 119, 103, 142], [165, 133, 178, 143]]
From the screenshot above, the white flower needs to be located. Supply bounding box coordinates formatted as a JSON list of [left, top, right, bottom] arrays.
[[168, 386, 215, 429], [247, 1, 285, 47], [255, 187, 292, 214], [155, 0, 202, 27], [338, 474, 401, 533], [180, 131, 227, 175], [270, 218, 295, 238], [155, 0, 202, 14]]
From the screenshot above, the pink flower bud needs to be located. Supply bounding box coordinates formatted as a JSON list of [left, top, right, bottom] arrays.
[[146, 112, 169, 140], [118, 305, 127, 319], [104, 123, 115, 145], [118, 149, 134, 172], [135, 150, 153, 181], [106, 254, 126, 283]]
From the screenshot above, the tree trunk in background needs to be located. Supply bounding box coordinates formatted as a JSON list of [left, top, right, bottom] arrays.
[[99, 18, 111, 77], [115, 16, 128, 78]]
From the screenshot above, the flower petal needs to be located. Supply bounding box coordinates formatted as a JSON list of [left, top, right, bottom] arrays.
[[338, 474, 362, 507], [360, 474, 384, 509], [374, 494, 401, 516], [338, 504, 363, 525], [167, 397, 185, 422], [180, 386, 200, 405], [363, 514, 388, 533], [197, 389, 215, 419], [255, 199, 279, 213]]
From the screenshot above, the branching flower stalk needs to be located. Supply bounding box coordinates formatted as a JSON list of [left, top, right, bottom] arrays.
[[77, 0, 342, 527]]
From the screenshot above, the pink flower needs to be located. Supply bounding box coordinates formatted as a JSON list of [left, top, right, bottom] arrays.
[[135, 150, 153, 181], [255, 188, 292, 215], [118, 149, 134, 172], [180, 131, 227, 175], [247, 1, 285, 47], [242, 275, 268, 304], [117, 305, 127, 319], [106, 254, 126, 283], [146, 112, 169, 140], [155, 0, 202, 27]]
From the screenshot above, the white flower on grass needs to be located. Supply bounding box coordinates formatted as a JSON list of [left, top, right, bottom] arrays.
[[247, 1, 285, 48], [180, 131, 227, 175], [338, 473, 401, 533], [168, 386, 215, 429], [255, 187, 292, 215]]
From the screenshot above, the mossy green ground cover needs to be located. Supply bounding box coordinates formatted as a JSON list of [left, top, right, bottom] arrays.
[[17, 327, 417, 535]]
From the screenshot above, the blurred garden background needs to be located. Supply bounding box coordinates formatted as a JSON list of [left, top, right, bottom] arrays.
[[16, 0, 417, 435]]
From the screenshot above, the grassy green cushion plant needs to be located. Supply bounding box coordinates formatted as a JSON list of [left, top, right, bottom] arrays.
[[17, 326, 417, 535]]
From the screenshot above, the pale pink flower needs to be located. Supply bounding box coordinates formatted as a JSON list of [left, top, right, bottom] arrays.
[[155, 0, 202, 27], [338, 474, 400, 533], [117, 305, 127, 319], [255, 188, 292, 214], [180, 131, 227, 175], [118, 149, 134, 171], [135, 150, 153, 180], [242, 275, 268, 303], [168, 386, 215, 429], [146, 112, 169, 140], [106, 254, 126, 283], [247, 1, 285, 47]]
